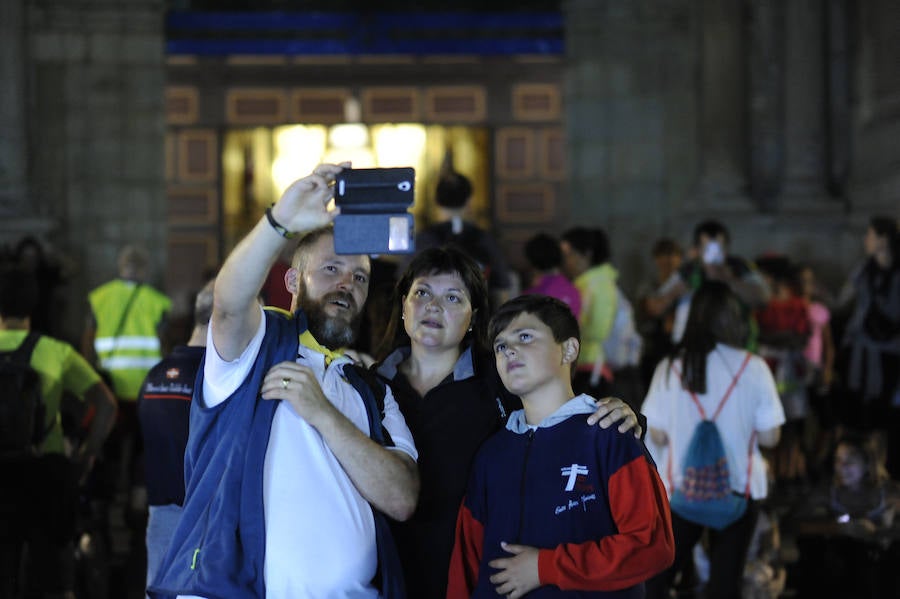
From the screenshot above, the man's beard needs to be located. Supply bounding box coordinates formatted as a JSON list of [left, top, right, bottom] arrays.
[[297, 289, 362, 350]]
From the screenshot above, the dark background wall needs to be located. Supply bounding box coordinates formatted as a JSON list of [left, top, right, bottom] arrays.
[[2, 0, 898, 344]]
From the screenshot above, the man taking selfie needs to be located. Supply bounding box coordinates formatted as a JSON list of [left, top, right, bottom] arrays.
[[149, 163, 419, 599]]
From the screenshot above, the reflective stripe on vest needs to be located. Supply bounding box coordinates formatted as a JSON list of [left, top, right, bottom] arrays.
[[95, 336, 161, 352], [100, 356, 163, 370]]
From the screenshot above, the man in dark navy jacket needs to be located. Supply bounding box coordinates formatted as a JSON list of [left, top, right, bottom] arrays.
[[138, 278, 214, 592]]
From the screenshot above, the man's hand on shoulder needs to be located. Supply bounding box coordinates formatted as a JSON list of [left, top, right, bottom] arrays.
[[586, 397, 643, 438]]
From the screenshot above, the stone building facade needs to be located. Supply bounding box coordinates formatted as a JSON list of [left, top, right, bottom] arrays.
[[2, 0, 898, 343]]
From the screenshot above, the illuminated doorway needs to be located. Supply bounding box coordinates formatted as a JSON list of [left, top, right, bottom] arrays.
[[221, 123, 490, 253]]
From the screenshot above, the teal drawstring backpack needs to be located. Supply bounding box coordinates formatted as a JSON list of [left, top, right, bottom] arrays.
[[667, 352, 756, 530]]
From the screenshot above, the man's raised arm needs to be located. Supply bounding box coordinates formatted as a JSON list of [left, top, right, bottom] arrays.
[[212, 164, 344, 361]]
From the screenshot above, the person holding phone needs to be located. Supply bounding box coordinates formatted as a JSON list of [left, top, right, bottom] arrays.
[[149, 163, 419, 599], [646, 219, 770, 347]]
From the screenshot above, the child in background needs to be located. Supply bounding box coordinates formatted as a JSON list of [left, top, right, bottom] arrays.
[[522, 233, 582, 319], [755, 256, 811, 488], [793, 432, 900, 597], [447, 295, 673, 598], [799, 264, 837, 481]]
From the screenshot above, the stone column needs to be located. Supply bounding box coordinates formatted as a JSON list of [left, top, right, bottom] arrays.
[[0, 0, 29, 218], [564, 0, 693, 290], [746, 0, 785, 212], [24, 0, 167, 342], [697, 0, 747, 205], [782, 0, 828, 201], [825, 0, 850, 198]]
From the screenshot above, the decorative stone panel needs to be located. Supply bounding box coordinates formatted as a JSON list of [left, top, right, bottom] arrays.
[[424, 86, 486, 123], [225, 88, 287, 125], [176, 129, 217, 182], [167, 186, 217, 225], [361, 87, 420, 122], [496, 128, 535, 178], [290, 88, 350, 124], [166, 86, 199, 126], [496, 183, 555, 223], [538, 128, 566, 180], [512, 83, 561, 121], [166, 232, 218, 292]]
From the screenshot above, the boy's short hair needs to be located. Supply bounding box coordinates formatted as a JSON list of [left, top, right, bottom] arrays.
[[0, 265, 39, 319], [489, 294, 581, 347], [524, 233, 562, 271]]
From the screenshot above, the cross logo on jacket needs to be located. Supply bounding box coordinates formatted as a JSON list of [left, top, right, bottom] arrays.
[[561, 464, 589, 491]]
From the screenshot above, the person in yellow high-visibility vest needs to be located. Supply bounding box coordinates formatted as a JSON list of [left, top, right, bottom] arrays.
[[83, 245, 171, 402], [81, 244, 171, 572], [1, 265, 118, 599]]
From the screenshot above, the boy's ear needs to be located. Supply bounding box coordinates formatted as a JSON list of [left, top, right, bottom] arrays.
[[561, 338, 579, 365]]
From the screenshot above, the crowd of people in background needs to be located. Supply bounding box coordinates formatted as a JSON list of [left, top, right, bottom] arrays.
[[0, 165, 898, 598]]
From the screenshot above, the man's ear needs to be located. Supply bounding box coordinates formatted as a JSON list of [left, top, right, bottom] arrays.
[[561, 338, 580, 365], [284, 267, 299, 295]]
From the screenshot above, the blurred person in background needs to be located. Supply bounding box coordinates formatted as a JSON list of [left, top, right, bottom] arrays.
[[638, 237, 684, 391], [1, 265, 117, 599], [837, 216, 900, 478], [650, 219, 769, 348], [414, 169, 513, 309], [522, 232, 582, 319], [642, 281, 784, 599], [138, 278, 215, 596]]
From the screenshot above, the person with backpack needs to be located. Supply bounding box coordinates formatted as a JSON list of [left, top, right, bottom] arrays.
[[0, 265, 118, 599], [641, 281, 785, 599], [561, 227, 643, 408]]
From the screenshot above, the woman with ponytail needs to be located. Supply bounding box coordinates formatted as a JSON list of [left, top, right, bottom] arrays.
[[642, 281, 786, 599]]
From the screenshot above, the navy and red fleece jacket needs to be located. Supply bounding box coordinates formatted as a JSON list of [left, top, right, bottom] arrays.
[[448, 395, 674, 598]]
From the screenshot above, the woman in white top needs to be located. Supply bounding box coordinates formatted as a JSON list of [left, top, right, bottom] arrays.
[[642, 280, 785, 599]]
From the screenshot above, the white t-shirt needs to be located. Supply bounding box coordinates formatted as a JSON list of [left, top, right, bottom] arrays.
[[641, 344, 785, 500], [188, 307, 417, 599]]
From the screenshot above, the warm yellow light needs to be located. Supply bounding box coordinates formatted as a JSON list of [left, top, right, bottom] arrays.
[[271, 125, 327, 196], [270, 122, 427, 195], [373, 124, 426, 167], [329, 123, 370, 149], [323, 146, 377, 168]]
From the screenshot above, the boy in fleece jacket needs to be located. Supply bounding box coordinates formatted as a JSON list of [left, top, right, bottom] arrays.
[[448, 295, 674, 598]]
